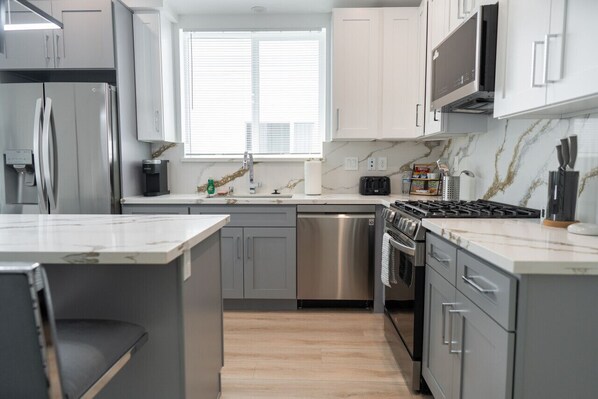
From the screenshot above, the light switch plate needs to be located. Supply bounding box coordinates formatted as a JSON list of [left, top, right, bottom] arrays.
[[344, 157, 359, 171], [367, 157, 376, 171], [377, 157, 387, 171]]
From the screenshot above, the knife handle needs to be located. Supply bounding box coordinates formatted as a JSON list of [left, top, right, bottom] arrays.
[[556, 144, 564, 170], [568, 135, 578, 170], [560, 138, 570, 170]]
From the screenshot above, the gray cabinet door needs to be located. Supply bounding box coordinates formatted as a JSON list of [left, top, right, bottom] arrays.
[[243, 227, 296, 299], [51, 0, 115, 69], [0, 1, 55, 70], [220, 227, 244, 299], [423, 265, 457, 399], [452, 291, 515, 399]]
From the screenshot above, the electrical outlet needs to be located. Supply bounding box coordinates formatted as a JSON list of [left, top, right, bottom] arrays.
[[377, 157, 387, 171], [367, 157, 376, 171], [344, 157, 359, 171]]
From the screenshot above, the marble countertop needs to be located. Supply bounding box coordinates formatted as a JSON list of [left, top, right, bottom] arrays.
[[121, 193, 427, 207], [0, 214, 230, 265], [423, 219, 598, 275]]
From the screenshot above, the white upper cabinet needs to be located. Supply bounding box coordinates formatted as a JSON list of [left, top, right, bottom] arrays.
[[133, 11, 177, 143], [52, 0, 114, 69], [495, 0, 598, 118], [0, 1, 55, 69], [332, 8, 381, 140], [380, 8, 423, 139], [0, 0, 115, 70], [332, 7, 424, 141]]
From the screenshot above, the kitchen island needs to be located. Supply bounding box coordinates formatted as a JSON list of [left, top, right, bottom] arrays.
[[0, 214, 230, 399]]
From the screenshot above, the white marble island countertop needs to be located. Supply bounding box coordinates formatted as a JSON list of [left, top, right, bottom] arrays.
[[0, 214, 230, 265], [423, 218, 598, 275]]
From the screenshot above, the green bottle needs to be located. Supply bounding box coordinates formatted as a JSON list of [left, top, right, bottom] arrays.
[[207, 178, 215, 195]]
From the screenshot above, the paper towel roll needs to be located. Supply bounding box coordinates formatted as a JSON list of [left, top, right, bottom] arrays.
[[304, 160, 322, 195]]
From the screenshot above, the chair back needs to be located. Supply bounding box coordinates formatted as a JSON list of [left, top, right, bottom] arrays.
[[0, 263, 64, 399]]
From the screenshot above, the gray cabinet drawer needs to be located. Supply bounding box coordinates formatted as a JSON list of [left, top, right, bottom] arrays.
[[426, 233, 458, 284], [191, 206, 296, 227], [122, 205, 190, 214], [457, 250, 517, 331]]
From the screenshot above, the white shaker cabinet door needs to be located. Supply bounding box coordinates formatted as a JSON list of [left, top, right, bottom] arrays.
[[380, 8, 422, 139], [332, 8, 381, 140], [0, 0, 55, 69], [51, 0, 114, 69], [546, 0, 598, 107], [494, 0, 550, 118]]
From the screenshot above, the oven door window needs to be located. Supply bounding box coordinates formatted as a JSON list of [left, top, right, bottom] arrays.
[[385, 248, 417, 357]]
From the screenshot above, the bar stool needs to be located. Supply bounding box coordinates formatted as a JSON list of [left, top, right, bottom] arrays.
[[0, 263, 148, 399]]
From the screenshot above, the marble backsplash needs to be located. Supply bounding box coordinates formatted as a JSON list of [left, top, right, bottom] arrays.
[[155, 113, 598, 223], [444, 113, 598, 224]]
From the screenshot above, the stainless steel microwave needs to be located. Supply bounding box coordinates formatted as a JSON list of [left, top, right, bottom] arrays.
[[431, 4, 498, 114]]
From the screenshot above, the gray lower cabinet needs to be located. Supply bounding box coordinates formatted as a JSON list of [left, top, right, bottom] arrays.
[[423, 265, 458, 399], [220, 227, 244, 299], [243, 227, 296, 299], [424, 232, 515, 399], [191, 206, 297, 301]]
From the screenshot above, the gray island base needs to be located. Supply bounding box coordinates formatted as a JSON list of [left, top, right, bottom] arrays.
[[0, 214, 230, 399]]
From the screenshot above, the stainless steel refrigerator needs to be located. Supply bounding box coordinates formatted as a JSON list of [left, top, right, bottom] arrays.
[[0, 82, 121, 214]]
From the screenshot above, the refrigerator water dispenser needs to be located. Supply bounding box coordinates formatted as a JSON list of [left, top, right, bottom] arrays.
[[4, 150, 38, 205]]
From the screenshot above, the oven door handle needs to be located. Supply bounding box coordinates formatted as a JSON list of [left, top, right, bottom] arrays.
[[388, 237, 416, 257]]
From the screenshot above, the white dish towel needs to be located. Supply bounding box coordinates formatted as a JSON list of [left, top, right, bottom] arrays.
[[381, 233, 394, 288]]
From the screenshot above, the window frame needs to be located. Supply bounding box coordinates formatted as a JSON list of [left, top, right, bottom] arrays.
[[180, 28, 327, 160]]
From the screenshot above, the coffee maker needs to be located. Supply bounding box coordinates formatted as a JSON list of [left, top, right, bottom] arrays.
[[142, 159, 170, 196]]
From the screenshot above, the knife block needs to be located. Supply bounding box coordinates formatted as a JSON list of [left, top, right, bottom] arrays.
[[544, 170, 579, 226]]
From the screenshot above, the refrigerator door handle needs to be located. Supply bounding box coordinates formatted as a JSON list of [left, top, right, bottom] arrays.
[[33, 98, 49, 214], [42, 98, 58, 212]]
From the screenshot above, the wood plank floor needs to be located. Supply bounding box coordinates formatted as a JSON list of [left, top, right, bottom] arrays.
[[221, 310, 430, 398]]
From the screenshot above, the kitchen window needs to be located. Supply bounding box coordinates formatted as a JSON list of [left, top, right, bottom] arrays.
[[181, 30, 326, 158]]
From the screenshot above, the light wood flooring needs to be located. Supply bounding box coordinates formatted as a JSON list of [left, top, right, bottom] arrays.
[[221, 310, 431, 399]]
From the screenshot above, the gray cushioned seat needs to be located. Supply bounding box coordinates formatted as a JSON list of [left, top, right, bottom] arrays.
[[56, 319, 148, 399]]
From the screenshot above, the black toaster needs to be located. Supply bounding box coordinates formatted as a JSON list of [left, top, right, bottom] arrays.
[[359, 176, 391, 195]]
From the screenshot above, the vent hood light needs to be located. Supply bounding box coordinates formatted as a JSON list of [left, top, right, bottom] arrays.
[[1, 0, 63, 32]]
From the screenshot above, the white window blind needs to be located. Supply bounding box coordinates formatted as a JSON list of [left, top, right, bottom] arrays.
[[181, 30, 326, 158]]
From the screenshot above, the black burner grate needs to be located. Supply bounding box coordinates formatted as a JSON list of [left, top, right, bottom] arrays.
[[392, 199, 541, 219]]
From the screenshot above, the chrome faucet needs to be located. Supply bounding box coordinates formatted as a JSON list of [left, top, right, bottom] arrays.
[[242, 151, 258, 194]]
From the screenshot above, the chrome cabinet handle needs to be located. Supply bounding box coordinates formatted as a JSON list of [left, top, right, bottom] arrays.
[[415, 104, 421, 127], [457, 0, 464, 19], [530, 40, 545, 88], [247, 237, 253, 259], [448, 309, 464, 354], [55, 35, 61, 63], [543, 34, 560, 84], [44, 34, 51, 61], [430, 251, 450, 264], [433, 109, 440, 122], [461, 275, 498, 294], [462, 0, 470, 16], [441, 302, 456, 345], [236, 237, 241, 259], [336, 108, 340, 132]]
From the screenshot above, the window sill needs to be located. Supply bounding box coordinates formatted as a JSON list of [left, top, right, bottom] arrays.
[[181, 156, 323, 163]]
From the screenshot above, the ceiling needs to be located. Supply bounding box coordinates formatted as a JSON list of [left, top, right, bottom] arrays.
[[164, 0, 421, 16]]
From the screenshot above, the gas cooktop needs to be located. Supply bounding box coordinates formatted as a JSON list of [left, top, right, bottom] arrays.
[[392, 199, 541, 219]]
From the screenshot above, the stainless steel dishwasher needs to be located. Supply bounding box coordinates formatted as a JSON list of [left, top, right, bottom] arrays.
[[297, 206, 375, 301]]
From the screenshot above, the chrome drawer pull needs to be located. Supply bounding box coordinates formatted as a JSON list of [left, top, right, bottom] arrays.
[[430, 251, 450, 264], [461, 275, 498, 294]]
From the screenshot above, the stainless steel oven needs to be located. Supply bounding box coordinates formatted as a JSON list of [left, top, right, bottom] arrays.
[[383, 212, 427, 392]]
